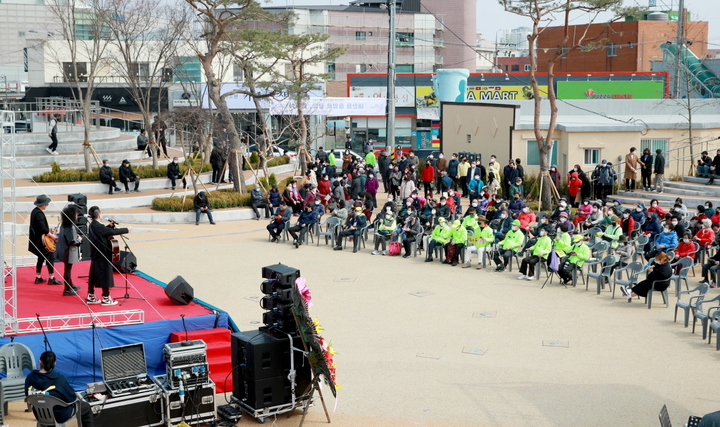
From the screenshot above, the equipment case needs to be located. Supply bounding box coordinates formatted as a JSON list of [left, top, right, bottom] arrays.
[[82, 387, 164, 427], [155, 374, 216, 426]]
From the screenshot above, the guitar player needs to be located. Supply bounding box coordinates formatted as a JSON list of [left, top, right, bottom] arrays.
[[87, 206, 132, 306], [28, 194, 61, 285]]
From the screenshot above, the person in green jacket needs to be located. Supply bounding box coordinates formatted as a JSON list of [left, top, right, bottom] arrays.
[[372, 213, 396, 255], [596, 215, 623, 249], [444, 219, 468, 266], [328, 149, 337, 167], [365, 150, 377, 169], [493, 219, 525, 271], [425, 217, 451, 262], [554, 222, 572, 257], [558, 233, 591, 285], [461, 207, 480, 235], [463, 216, 494, 269], [509, 177, 525, 199], [518, 228, 552, 280]]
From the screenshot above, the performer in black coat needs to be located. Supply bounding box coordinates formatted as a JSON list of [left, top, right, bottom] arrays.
[[28, 195, 61, 285], [119, 159, 140, 192], [87, 206, 131, 305]]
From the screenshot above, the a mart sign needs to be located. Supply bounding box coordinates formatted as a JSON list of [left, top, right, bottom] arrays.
[[466, 85, 548, 101]]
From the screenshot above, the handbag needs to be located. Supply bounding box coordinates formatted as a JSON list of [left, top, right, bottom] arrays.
[[388, 241, 402, 256], [549, 249, 560, 272]]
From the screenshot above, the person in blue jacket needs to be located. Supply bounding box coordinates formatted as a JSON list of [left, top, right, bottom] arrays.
[[630, 202, 647, 226], [334, 207, 368, 252], [645, 223, 678, 260], [467, 174, 484, 201], [288, 204, 318, 248]]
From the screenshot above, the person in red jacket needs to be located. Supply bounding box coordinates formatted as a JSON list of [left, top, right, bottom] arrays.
[[694, 218, 715, 248], [567, 171, 582, 207], [647, 199, 666, 218], [517, 205, 536, 231], [421, 163, 435, 197], [620, 209, 635, 237], [317, 174, 331, 208]]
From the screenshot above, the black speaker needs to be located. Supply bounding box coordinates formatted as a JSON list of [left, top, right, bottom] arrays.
[[113, 251, 137, 274], [261, 264, 300, 287], [68, 193, 88, 216], [165, 276, 194, 305], [78, 223, 92, 261]]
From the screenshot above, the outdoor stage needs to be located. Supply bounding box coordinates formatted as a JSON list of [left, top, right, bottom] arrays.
[[1, 261, 234, 390]]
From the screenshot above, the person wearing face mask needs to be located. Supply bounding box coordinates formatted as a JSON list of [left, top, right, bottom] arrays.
[[557, 233, 591, 285], [647, 199, 666, 218], [312, 198, 326, 218], [550, 198, 569, 221], [251, 183, 272, 220], [442, 219, 467, 266], [673, 232, 696, 268], [597, 216, 623, 248], [492, 219, 524, 271], [518, 227, 552, 280], [425, 217, 451, 262], [317, 174, 332, 207], [567, 172, 582, 207], [447, 154, 460, 189], [620, 209, 635, 237], [710, 207, 720, 225], [461, 207, 479, 234], [641, 212, 662, 250], [508, 193, 524, 216], [400, 212, 422, 258], [631, 203, 647, 226], [621, 252, 673, 300], [434, 153, 448, 191], [624, 147, 642, 192], [584, 203, 604, 228], [400, 173, 417, 200], [693, 219, 715, 262], [283, 180, 303, 215], [166, 157, 185, 190], [372, 211, 396, 255], [331, 199, 348, 224], [517, 205, 536, 231], [458, 157, 470, 196], [435, 196, 451, 224], [487, 167, 500, 196], [573, 198, 593, 228], [640, 148, 653, 191], [99, 159, 121, 195], [558, 211, 574, 234], [653, 148, 665, 192], [463, 216, 493, 269], [593, 159, 615, 200], [549, 164, 560, 190], [509, 178, 524, 199], [503, 160, 518, 198], [288, 204, 318, 248], [490, 209, 513, 239], [421, 162, 435, 197], [468, 174, 484, 202], [598, 207, 617, 228], [334, 207, 367, 252], [645, 223, 677, 260], [554, 222, 572, 257], [669, 217, 686, 240], [611, 234, 634, 273]]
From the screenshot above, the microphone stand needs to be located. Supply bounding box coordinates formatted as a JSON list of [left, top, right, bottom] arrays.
[[36, 313, 53, 352], [115, 233, 145, 305]]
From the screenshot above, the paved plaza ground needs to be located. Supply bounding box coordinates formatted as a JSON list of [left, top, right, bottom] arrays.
[[6, 197, 720, 427]]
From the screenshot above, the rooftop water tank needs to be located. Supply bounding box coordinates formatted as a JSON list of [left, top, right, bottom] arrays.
[[647, 12, 669, 21]]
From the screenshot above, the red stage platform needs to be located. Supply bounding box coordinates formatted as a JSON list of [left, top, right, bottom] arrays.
[[7, 261, 213, 335]]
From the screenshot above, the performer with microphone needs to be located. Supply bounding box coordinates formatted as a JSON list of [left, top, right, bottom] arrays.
[[87, 206, 132, 306]]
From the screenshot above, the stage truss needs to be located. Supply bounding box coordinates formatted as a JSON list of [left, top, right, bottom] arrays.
[[15, 310, 145, 335]]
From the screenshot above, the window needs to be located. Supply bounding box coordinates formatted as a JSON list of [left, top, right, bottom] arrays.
[[62, 62, 87, 82], [396, 32, 414, 48], [607, 43, 617, 57], [327, 62, 335, 80], [18, 31, 25, 37], [355, 31, 366, 41], [129, 62, 149, 81], [640, 138, 669, 155], [173, 56, 201, 82], [524, 64, 531, 72], [396, 64, 414, 73], [561, 46, 568, 55], [583, 149, 600, 165], [526, 140, 558, 166], [628, 42, 634, 49], [511, 64, 520, 72], [232, 63, 245, 82], [356, 64, 367, 73]]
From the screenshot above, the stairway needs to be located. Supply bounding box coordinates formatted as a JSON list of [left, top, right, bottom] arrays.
[[612, 176, 719, 209], [170, 328, 233, 393]]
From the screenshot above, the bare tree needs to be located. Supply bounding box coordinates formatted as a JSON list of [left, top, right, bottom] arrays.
[[104, 0, 192, 169], [47, 0, 112, 172], [502, 0, 639, 209]]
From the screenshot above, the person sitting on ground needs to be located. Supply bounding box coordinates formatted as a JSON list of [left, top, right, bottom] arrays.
[[621, 252, 673, 300], [425, 217, 451, 262], [463, 215, 493, 269], [26, 351, 95, 427], [517, 226, 552, 280], [99, 159, 121, 195], [288, 204, 318, 248], [557, 234, 591, 285], [443, 219, 467, 266], [492, 219, 524, 271], [573, 198, 593, 228], [167, 157, 185, 190], [119, 159, 140, 193], [193, 191, 215, 225], [517, 204, 536, 231], [372, 211, 396, 255], [401, 210, 423, 258], [267, 201, 292, 243], [334, 207, 367, 252], [645, 223, 677, 260]]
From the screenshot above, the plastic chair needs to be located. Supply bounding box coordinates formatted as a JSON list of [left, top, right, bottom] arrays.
[[409, 226, 424, 257], [612, 261, 644, 299], [0, 342, 36, 417], [708, 310, 720, 351], [659, 404, 671, 427], [343, 225, 368, 251], [646, 278, 670, 309], [675, 284, 710, 328], [632, 234, 650, 263], [25, 394, 81, 427], [669, 257, 693, 297], [586, 255, 617, 294], [692, 295, 720, 339], [316, 217, 341, 246]]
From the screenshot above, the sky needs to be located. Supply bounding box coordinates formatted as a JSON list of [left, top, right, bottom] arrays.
[[264, 0, 720, 48]]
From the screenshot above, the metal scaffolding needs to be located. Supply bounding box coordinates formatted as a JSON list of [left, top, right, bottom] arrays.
[[1, 110, 18, 335]]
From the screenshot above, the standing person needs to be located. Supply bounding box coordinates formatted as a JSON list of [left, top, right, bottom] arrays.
[[250, 184, 271, 220], [447, 154, 460, 190], [624, 147, 642, 192], [45, 113, 60, 155], [421, 162, 435, 197], [434, 153, 448, 191], [210, 143, 224, 184], [407, 150, 420, 178], [55, 205, 82, 296], [503, 160, 518, 197], [29, 195, 60, 285], [595, 160, 614, 200], [167, 157, 185, 190], [25, 351, 96, 427], [515, 158, 524, 181], [87, 206, 131, 305], [151, 115, 168, 157], [378, 150, 390, 192], [707, 148, 720, 185], [458, 157, 470, 196], [640, 148, 653, 191], [194, 191, 216, 225], [99, 159, 121, 195], [345, 136, 352, 150], [136, 129, 149, 156], [119, 159, 140, 193], [365, 172, 379, 208], [549, 165, 561, 191], [364, 149, 376, 172], [654, 148, 665, 193]]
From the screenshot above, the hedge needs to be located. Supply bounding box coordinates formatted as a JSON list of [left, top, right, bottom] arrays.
[[33, 158, 211, 183], [243, 155, 290, 170]]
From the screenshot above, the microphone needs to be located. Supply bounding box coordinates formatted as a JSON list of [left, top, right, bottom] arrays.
[[107, 218, 120, 225]]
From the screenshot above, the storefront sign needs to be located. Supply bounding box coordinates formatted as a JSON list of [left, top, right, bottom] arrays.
[[350, 86, 414, 107], [465, 85, 547, 101], [269, 97, 386, 116], [556, 80, 664, 99]]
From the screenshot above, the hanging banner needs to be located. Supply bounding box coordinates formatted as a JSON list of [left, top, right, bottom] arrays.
[[415, 86, 439, 108], [556, 80, 664, 99], [269, 97, 387, 116], [200, 83, 323, 109], [350, 86, 414, 107], [417, 107, 439, 120], [465, 85, 547, 101]]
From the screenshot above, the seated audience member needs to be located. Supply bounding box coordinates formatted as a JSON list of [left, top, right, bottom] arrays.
[[647, 199, 666, 218], [517, 227, 552, 280], [401, 212, 423, 258], [194, 191, 215, 225], [557, 211, 574, 234], [557, 234, 591, 285], [673, 232, 697, 272], [697, 410, 720, 427], [267, 201, 292, 242], [491, 209, 513, 239], [288, 204, 318, 248], [167, 157, 185, 190], [463, 216, 493, 269], [267, 184, 282, 208], [573, 198, 593, 228], [694, 219, 715, 256], [251, 184, 272, 220], [119, 159, 140, 193], [621, 252, 673, 300], [550, 198, 570, 221], [645, 223, 677, 260], [517, 205, 536, 231], [553, 222, 572, 257], [372, 212, 396, 255], [509, 177, 524, 199], [435, 196, 452, 224], [425, 217, 451, 262], [620, 209, 635, 237], [99, 159, 121, 195], [642, 212, 662, 244], [584, 203, 604, 228], [630, 203, 647, 226], [508, 193, 524, 216], [596, 216, 623, 249], [334, 207, 367, 253], [701, 248, 720, 288], [492, 219, 524, 271], [331, 199, 348, 224], [313, 198, 326, 219], [461, 207, 479, 234], [443, 219, 467, 266]]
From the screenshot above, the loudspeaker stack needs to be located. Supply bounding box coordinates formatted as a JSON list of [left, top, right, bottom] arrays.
[[68, 193, 92, 261], [259, 264, 300, 333]]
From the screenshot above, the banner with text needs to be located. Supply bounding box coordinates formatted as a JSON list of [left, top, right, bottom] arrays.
[[269, 97, 387, 116], [350, 86, 414, 107], [466, 85, 547, 101], [557, 80, 664, 99]]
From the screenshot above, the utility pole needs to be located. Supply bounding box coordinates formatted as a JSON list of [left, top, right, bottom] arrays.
[[385, 0, 396, 154], [673, 0, 685, 98]]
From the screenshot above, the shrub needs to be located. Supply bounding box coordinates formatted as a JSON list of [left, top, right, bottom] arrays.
[[33, 158, 211, 183], [249, 152, 259, 165], [152, 190, 253, 211], [269, 173, 277, 186], [258, 177, 269, 189], [244, 155, 290, 170]]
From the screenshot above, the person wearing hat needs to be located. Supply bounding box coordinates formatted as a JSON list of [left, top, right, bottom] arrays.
[[624, 147, 642, 192], [557, 234, 591, 285], [509, 177, 524, 199], [698, 150, 713, 178], [492, 219, 524, 271], [653, 148, 665, 192], [442, 219, 467, 266], [401, 209, 423, 258], [87, 206, 131, 305], [425, 216, 451, 262], [334, 206, 367, 252], [119, 159, 140, 193], [99, 159, 121, 195], [29, 195, 61, 285], [463, 215, 493, 269], [554, 222, 572, 257], [550, 197, 569, 221]]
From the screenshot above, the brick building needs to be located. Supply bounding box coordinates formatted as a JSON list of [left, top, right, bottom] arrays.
[[537, 19, 708, 73]]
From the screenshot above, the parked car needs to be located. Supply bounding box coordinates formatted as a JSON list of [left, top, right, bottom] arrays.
[[321, 149, 363, 164], [248, 144, 297, 161]]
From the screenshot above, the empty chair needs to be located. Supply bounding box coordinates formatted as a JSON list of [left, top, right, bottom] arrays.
[[0, 342, 36, 416], [692, 295, 720, 339], [675, 284, 710, 328], [586, 255, 617, 294], [25, 394, 81, 427], [316, 217, 341, 246], [632, 234, 650, 263], [612, 261, 644, 299], [707, 310, 720, 351], [669, 257, 694, 297]]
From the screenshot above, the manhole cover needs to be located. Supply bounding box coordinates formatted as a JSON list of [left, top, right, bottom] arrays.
[[462, 347, 487, 355], [542, 340, 569, 348], [333, 277, 356, 282], [244, 296, 261, 302], [472, 311, 497, 318]]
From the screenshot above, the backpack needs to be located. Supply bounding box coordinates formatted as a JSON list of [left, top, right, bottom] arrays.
[[388, 241, 402, 256]]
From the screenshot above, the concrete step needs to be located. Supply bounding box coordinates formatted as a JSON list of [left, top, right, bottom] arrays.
[[12, 134, 138, 156], [664, 181, 720, 197], [614, 190, 709, 207], [13, 127, 121, 145], [9, 146, 184, 168]]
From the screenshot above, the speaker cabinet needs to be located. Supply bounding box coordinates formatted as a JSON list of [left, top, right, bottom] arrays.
[[78, 223, 92, 261], [67, 193, 88, 216], [165, 276, 194, 305], [113, 251, 137, 275]]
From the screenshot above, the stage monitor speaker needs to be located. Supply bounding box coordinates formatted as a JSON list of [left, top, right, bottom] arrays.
[[113, 251, 137, 274], [68, 193, 88, 215], [165, 276, 194, 305], [261, 264, 300, 287], [78, 223, 92, 261]]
